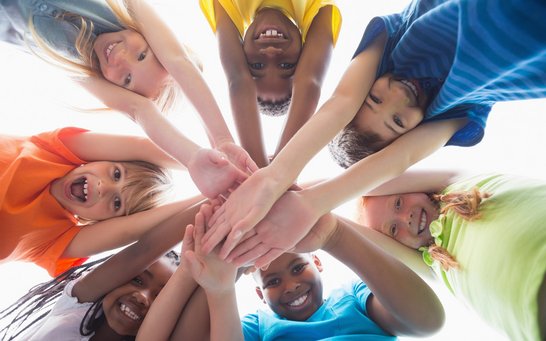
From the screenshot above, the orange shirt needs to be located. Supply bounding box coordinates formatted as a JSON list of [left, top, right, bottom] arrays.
[[1, 127, 88, 276]]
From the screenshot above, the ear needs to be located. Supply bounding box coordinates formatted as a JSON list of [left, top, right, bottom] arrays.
[[312, 254, 323, 272], [255, 287, 266, 304]]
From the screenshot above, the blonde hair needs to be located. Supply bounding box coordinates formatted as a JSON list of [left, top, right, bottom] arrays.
[[427, 188, 490, 270], [77, 160, 172, 225], [27, 0, 201, 113]]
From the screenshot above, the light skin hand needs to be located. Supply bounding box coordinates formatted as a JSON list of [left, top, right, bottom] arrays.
[[184, 205, 238, 293], [216, 141, 259, 176], [202, 168, 283, 256], [187, 148, 249, 199], [225, 190, 322, 269]]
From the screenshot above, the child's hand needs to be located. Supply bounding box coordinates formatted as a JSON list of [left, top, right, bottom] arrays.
[[183, 204, 238, 293], [201, 169, 283, 257], [223, 190, 321, 269], [187, 148, 248, 199], [293, 213, 338, 253], [217, 141, 259, 176]]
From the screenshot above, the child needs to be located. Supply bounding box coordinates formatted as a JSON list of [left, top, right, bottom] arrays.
[[200, 0, 546, 264], [0, 201, 206, 340], [0, 127, 202, 277], [200, 0, 341, 166], [180, 204, 444, 340], [357, 170, 546, 341], [1, 0, 254, 198]]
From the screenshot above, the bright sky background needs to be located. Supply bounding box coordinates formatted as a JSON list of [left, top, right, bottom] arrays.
[[1, 1, 545, 340]]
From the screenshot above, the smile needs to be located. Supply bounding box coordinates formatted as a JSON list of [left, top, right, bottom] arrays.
[[399, 79, 419, 100], [120, 303, 141, 321], [287, 292, 309, 307], [105, 42, 118, 62], [418, 209, 427, 234], [255, 27, 287, 41]]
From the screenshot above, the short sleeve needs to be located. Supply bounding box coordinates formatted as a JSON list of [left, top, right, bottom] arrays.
[[31, 127, 88, 164], [241, 312, 260, 341]]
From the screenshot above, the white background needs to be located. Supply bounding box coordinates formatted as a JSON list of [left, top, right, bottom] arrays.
[[1, 1, 545, 340]]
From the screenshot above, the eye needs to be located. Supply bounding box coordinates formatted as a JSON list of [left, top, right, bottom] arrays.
[[395, 197, 401, 210], [123, 74, 132, 87], [390, 223, 398, 237], [249, 62, 265, 70], [393, 115, 404, 128], [132, 276, 143, 286], [113, 167, 122, 182], [279, 62, 295, 69], [264, 278, 280, 288], [138, 52, 146, 61], [113, 197, 122, 211], [369, 93, 382, 104], [292, 263, 306, 274]]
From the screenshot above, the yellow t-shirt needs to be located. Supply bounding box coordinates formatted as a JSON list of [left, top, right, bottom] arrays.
[[200, 0, 341, 45]]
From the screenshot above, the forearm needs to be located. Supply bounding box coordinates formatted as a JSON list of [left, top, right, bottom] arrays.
[[64, 197, 205, 258], [170, 287, 211, 340], [274, 79, 321, 157], [137, 266, 199, 341], [324, 219, 444, 336], [229, 77, 268, 167], [206, 289, 244, 341]]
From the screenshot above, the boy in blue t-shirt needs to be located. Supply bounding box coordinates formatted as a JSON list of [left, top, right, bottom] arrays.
[[180, 207, 445, 340]]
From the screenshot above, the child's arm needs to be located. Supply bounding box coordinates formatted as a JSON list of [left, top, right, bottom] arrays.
[[273, 6, 334, 157], [213, 0, 268, 167], [322, 215, 444, 337], [62, 196, 204, 259], [184, 205, 243, 341], [71, 198, 204, 302], [126, 0, 232, 147], [224, 119, 465, 267], [365, 170, 465, 196], [203, 32, 387, 252]]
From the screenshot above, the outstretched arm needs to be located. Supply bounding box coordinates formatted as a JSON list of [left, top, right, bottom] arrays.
[[71, 198, 205, 302], [213, 0, 268, 167], [323, 215, 444, 336], [202, 32, 387, 252], [273, 6, 334, 157], [224, 119, 465, 267], [62, 196, 204, 259], [126, 0, 233, 146], [365, 170, 465, 196]]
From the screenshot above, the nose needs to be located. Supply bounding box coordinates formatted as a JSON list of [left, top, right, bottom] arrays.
[[98, 179, 118, 197], [259, 46, 283, 57], [284, 281, 301, 294], [133, 290, 151, 308]]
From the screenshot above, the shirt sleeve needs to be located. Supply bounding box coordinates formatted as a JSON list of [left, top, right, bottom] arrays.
[[31, 127, 89, 164], [241, 312, 261, 341]]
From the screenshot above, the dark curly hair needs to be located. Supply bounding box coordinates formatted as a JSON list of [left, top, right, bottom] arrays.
[[257, 94, 292, 117], [328, 121, 386, 168], [0, 251, 180, 340]]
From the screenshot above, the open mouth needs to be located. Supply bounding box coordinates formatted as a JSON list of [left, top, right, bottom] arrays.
[[255, 27, 287, 41], [418, 209, 427, 234], [70, 177, 88, 202], [399, 79, 419, 101], [120, 303, 142, 321], [286, 291, 309, 308], [104, 42, 119, 62]]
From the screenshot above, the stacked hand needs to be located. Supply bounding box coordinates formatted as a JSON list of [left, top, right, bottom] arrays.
[[182, 203, 238, 293]]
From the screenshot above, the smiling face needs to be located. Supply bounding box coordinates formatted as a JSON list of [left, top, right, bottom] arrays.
[[101, 258, 176, 336], [254, 253, 323, 321], [93, 29, 169, 98], [360, 193, 439, 249], [243, 8, 302, 102], [50, 161, 130, 221], [353, 73, 428, 146]]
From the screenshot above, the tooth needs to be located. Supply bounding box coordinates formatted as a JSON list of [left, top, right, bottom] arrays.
[[271, 29, 277, 35]]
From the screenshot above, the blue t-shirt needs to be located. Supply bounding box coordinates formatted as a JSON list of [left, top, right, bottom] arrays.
[[353, 0, 546, 147], [241, 280, 395, 341], [0, 0, 122, 58]]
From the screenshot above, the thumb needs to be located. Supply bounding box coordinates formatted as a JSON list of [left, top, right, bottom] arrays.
[[184, 250, 203, 278], [208, 149, 229, 167]]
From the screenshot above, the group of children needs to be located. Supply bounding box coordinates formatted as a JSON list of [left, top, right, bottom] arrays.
[[1, 0, 545, 340]]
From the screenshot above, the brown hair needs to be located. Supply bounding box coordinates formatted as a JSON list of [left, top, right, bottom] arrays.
[[427, 188, 491, 270], [328, 121, 385, 168]]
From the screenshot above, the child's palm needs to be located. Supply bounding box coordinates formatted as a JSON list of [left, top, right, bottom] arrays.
[[188, 148, 247, 198]]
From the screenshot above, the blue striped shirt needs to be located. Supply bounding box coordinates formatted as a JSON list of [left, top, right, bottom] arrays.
[[354, 0, 546, 146]]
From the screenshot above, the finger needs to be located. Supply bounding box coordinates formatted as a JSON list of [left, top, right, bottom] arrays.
[[207, 204, 224, 230], [199, 204, 213, 227], [208, 149, 229, 166], [231, 243, 272, 267], [181, 224, 195, 254], [225, 234, 261, 262], [254, 248, 285, 269], [193, 212, 205, 253], [218, 226, 246, 259], [202, 220, 230, 254], [245, 157, 259, 174]]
